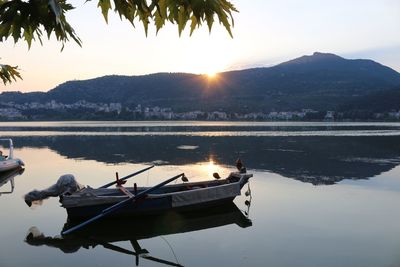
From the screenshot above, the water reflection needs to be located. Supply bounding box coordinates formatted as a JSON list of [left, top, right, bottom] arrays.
[[25, 203, 252, 266], [11, 135, 400, 185], [1, 121, 400, 134], [1, 141, 399, 266], [0, 167, 25, 196]]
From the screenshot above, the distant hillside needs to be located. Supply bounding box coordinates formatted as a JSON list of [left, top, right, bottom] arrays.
[[2, 52, 400, 113], [339, 87, 400, 112]]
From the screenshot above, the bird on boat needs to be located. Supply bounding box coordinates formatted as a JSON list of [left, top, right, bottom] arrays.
[[236, 158, 247, 173]]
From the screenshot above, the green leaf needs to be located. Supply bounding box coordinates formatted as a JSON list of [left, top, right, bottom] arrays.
[[23, 26, 33, 49], [98, 0, 112, 23], [11, 16, 22, 43], [177, 5, 186, 36], [189, 15, 198, 36], [0, 63, 22, 85]]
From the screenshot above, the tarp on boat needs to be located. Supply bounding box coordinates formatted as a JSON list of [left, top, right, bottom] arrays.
[[170, 182, 241, 208]]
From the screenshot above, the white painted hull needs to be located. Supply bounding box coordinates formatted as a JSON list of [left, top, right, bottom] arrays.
[[0, 159, 24, 172]]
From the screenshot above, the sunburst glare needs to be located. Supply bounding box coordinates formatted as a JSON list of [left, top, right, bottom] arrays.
[[206, 72, 218, 79]]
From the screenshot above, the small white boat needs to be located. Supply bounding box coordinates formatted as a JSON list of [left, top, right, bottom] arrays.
[[0, 139, 24, 172]]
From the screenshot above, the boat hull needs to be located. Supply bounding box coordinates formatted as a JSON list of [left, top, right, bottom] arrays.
[[0, 158, 24, 172]]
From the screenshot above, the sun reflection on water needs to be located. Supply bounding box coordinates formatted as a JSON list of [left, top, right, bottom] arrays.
[[196, 158, 227, 179]]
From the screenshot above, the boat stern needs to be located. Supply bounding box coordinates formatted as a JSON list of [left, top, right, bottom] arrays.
[[16, 159, 25, 166], [227, 172, 253, 189]]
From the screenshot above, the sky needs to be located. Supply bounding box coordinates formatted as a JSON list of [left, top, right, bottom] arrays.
[[1, 0, 400, 92]]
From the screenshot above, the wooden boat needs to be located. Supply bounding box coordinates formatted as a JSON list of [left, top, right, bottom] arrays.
[[61, 171, 252, 219], [0, 139, 24, 172], [23, 161, 251, 235]]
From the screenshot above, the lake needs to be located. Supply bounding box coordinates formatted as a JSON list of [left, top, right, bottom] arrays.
[[1, 121, 400, 267]]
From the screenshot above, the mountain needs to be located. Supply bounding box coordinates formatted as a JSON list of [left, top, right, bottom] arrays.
[[339, 88, 400, 112], [2, 52, 400, 113]]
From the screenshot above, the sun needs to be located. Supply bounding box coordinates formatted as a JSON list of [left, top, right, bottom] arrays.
[[206, 71, 218, 79], [207, 72, 216, 78]]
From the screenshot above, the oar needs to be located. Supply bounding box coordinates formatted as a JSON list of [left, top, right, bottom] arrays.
[[62, 173, 185, 235], [99, 165, 154, 189]]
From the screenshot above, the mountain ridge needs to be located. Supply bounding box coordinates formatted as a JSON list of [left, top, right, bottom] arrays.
[[1, 52, 400, 113]]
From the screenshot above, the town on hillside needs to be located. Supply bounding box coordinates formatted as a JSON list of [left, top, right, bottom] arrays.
[[1, 100, 400, 121]]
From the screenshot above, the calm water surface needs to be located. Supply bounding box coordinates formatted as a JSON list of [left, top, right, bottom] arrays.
[[1, 121, 400, 267]]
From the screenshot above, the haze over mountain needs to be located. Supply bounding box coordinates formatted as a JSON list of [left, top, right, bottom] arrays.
[[1, 52, 400, 113]]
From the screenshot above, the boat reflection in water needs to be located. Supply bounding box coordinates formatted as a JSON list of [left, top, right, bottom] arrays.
[[25, 199, 252, 266], [0, 167, 25, 196]]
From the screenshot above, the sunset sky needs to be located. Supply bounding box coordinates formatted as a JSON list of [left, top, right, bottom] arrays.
[[2, 0, 400, 92]]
